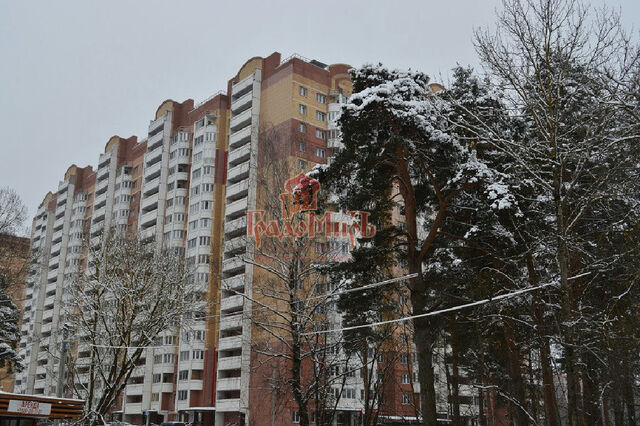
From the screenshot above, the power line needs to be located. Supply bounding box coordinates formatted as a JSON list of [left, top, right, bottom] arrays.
[[302, 282, 555, 336]]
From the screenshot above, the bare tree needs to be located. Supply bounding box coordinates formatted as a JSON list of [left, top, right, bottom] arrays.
[[472, 1, 640, 424], [0, 187, 27, 237], [65, 230, 192, 426], [231, 125, 366, 426], [0, 187, 28, 379]]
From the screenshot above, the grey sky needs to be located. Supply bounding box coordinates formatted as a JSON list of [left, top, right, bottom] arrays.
[[1, 0, 637, 220]]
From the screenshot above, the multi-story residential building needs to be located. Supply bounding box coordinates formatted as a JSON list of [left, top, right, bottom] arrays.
[[15, 52, 480, 426]]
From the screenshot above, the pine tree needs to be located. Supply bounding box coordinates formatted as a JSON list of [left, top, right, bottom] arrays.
[[320, 64, 515, 426]]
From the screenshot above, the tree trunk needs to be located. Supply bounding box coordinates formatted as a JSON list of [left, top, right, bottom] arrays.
[[528, 254, 562, 426], [622, 355, 636, 426], [413, 319, 438, 426], [450, 330, 461, 425], [504, 321, 529, 426]]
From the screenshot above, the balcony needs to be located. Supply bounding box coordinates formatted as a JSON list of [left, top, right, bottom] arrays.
[[143, 176, 160, 195], [226, 180, 249, 203], [222, 274, 245, 292], [229, 108, 252, 132], [219, 315, 242, 332], [218, 355, 242, 371], [229, 126, 251, 149], [215, 398, 240, 412], [140, 210, 157, 228], [216, 377, 241, 392], [139, 227, 155, 240], [225, 198, 248, 220], [144, 160, 162, 180], [232, 74, 254, 98], [218, 335, 242, 351], [223, 236, 246, 257], [124, 402, 142, 415], [147, 131, 164, 151], [50, 241, 62, 256], [224, 216, 247, 237], [328, 138, 344, 150], [220, 294, 244, 312], [47, 269, 58, 281], [149, 115, 165, 135], [125, 383, 144, 395], [141, 192, 159, 212], [227, 163, 249, 184], [228, 144, 251, 167], [231, 91, 252, 114], [222, 257, 244, 275]]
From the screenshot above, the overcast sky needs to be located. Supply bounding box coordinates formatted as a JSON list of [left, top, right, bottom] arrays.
[[1, 0, 638, 221]]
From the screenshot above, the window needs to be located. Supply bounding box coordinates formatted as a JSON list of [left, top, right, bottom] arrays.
[[344, 388, 356, 399], [201, 200, 212, 210], [400, 353, 408, 364], [180, 351, 190, 361], [194, 330, 205, 341], [200, 218, 212, 228], [178, 370, 188, 380], [298, 122, 306, 133], [203, 165, 214, 175], [292, 411, 300, 423], [298, 159, 306, 170], [316, 111, 326, 121], [401, 373, 410, 384], [189, 220, 198, 230], [315, 129, 326, 140], [402, 393, 411, 405], [316, 93, 326, 104], [192, 350, 204, 360], [178, 390, 188, 401], [151, 393, 159, 402], [198, 254, 210, 264], [191, 185, 200, 196], [299, 104, 307, 115], [192, 168, 201, 179], [202, 183, 214, 192], [187, 238, 197, 249], [315, 148, 325, 158], [299, 86, 307, 97], [153, 374, 161, 383]]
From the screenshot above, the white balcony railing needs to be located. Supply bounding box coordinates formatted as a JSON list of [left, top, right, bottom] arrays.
[[231, 91, 252, 114], [229, 126, 251, 149], [222, 274, 245, 291], [228, 143, 251, 167], [227, 162, 249, 184], [229, 108, 252, 132]]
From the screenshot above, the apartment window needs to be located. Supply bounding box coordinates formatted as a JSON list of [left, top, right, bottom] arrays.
[[402, 393, 411, 405], [315, 129, 326, 140], [151, 393, 159, 402], [201, 200, 212, 210], [316, 93, 326, 104], [315, 148, 325, 158], [299, 86, 307, 97], [298, 122, 306, 133], [174, 213, 185, 222], [298, 141, 306, 152], [400, 353, 408, 364], [292, 412, 300, 423], [299, 104, 307, 115], [154, 355, 162, 364], [166, 198, 173, 207], [190, 202, 200, 213], [200, 218, 211, 228], [172, 230, 185, 239], [189, 220, 197, 230], [152, 374, 161, 383], [180, 351, 190, 361], [187, 238, 197, 249], [164, 335, 175, 345], [199, 236, 211, 246], [298, 159, 306, 170], [192, 350, 204, 360], [203, 165, 214, 175], [401, 373, 410, 384], [194, 330, 205, 341], [194, 136, 204, 147], [178, 390, 188, 401], [344, 388, 356, 399], [175, 196, 186, 205], [202, 183, 214, 192], [163, 353, 175, 363], [192, 168, 201, 179], [316, 111, 326, 121], [198, 254, 210, 264], [178, 370, 188, 381]]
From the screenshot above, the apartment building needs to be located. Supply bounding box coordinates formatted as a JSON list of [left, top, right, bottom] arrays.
[[15, 52, 480, 426]]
